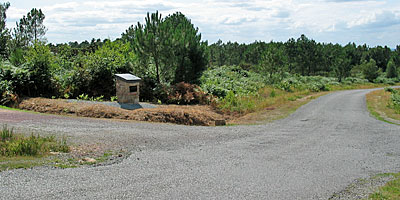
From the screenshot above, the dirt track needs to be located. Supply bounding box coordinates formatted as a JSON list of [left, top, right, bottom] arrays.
[[1, 88, 400, 199]]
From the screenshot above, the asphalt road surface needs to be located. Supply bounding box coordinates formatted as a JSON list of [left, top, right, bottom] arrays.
[[1, 89, 400, 199]]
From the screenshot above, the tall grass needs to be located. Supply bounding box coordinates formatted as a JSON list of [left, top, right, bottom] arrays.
[[0, 125, 69, 157]]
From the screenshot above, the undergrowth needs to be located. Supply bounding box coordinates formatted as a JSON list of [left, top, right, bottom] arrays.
[[385, 87, 400, 113], [0, 125, 69, 156]]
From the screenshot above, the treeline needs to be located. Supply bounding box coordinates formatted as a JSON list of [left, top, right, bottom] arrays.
[[209, 36, 399, 82], [1, 2, 400, 107]]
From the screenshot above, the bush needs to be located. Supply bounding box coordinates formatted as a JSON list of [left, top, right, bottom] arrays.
[[386, 59, 397, 78], [23, 42, 56, 97], [0, 80, 18, 106], [276, 75, 336, 92], [385, 88, 400, 113], [218, 91, 257, 113], [200, 65, 266, 97], [167, 82, 213, 105], [362, 59, 380, 82]]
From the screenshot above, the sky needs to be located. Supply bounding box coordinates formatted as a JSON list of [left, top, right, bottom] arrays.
[[4, 0, 400, 48]]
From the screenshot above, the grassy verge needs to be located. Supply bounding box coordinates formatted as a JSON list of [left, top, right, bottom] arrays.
[[0, 125, 70, 171], [368, 173, 400, 199], [366, 89, 400, 125]]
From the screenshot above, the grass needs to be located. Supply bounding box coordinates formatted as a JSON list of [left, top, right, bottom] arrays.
[[0, 105, 23, 111], [0, 125, 71, 171], [0, 156, 47, 171], [0, 125, 69, 157], [368, 173, 400, 199], [366, 89, 400, 125]]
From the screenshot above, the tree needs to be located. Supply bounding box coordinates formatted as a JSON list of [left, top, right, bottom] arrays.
[[0, 2, 10, 58], [369, 46, 391, 71], [12, 8, 46, 48], [128, 11, 166, 84], [85, 40, 136, 97], [163, 12, 208, 83], [386, 59, 397, 78], [258, 43, 288, 82], [123, 11, 207, 85], [333, 45, 351, 82], [362, 59, 379, 82], [23, 42, 55, 96], [295, 34, 321, 76]]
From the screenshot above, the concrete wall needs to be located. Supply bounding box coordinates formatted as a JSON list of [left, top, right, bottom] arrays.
[[116, 79, 140, 104]]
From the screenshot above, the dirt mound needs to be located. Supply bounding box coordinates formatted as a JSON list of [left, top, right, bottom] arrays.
[[18, 98, 226, 126]]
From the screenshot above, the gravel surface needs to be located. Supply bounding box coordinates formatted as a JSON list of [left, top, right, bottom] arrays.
[[1, 88, 400, 199]]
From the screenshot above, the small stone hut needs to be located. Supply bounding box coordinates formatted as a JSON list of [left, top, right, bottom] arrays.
[[115, 73, 141, 104]]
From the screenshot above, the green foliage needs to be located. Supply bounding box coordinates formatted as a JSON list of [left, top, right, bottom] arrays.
[[386, 59, 397, 78], [200, 65, 266, 97], [0, 125, 69, 157], [374, 75, 397, 85], [11, 8, 46, 48], [0, 79, 17, 106], [85, 40, 135, 98], [55, 40, 135, 99], [124, 11, 207, 85], [256, 43, 288, 83], [342, 77, 369, 85], [77, 93, 89, 100], [22, 42, 55, 96], [361, 59, 380, 82], [110, 96, 118, 102], [385, 88, 400, 113], [0, 2, 10, 58], [276, 75, 337, 92], [217, 91, 256, 113], [333, 45, 352, 82], [0, 61, 29, 105]]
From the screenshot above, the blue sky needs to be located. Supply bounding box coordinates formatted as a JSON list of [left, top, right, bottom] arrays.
[[4, 0, 400, 47]]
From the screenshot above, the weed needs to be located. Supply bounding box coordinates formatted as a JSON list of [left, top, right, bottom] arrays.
[[110, 96, 118, 102], [369, 173, 400, 199], [0, 125, 70, 157], [77, 93, 89, 100], [1, 125, 13, 141], [270, 90, 276, 98]]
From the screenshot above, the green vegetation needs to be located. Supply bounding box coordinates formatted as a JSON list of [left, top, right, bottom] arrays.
[[369, 173, 400, 199], [0, 125, 71, 171], [385, 87, 400, 113], [0, 125, 69, 156], [366, 88, 400, 125]]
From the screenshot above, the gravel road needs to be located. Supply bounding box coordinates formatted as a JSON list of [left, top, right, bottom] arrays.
[[1, 88, 400, 199]]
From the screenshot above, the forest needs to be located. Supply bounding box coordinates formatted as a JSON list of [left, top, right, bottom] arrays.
[[1, 3, 400, 113]]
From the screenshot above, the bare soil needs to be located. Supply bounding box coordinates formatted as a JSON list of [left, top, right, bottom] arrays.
[[18, 98, 228, 126]]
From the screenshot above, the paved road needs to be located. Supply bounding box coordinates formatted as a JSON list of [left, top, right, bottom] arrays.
[[1, 89, 400, 199]]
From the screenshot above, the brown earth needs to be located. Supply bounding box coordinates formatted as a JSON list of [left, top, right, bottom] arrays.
[[18, 98, 229, 126]]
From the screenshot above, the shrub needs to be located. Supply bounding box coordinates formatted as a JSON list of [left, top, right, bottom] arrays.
[[23, 42, 56, 97], [276, 75, 335, 92], [362, 59, 380, 82], [167, 82, 213, 105], [386, 59, 397, 78], [385, 88, 400, 113], [218, 91, 257, 113], [200, 65, 266, 98], [0, 80, 18, 106]]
